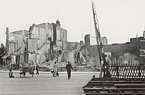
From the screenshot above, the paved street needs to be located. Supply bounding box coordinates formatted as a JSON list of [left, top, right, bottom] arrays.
[[0, 71, 98, 95]]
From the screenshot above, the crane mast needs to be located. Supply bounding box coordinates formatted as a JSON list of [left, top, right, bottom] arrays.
[[92, 2, 104, 77]]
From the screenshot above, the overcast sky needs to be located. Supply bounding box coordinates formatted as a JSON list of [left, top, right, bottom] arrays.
[[0, 0, 145, 45]]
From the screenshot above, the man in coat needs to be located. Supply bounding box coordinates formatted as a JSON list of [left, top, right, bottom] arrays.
[[36, 64, 39, 75], [66, 61, 73, 80]]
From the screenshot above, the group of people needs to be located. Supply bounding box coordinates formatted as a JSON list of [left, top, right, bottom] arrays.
[[9, 61, 73, 80], [9, 64, 39, 78], [51, 61, 73, 80]]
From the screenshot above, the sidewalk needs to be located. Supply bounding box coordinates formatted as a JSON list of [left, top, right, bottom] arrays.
[[0, 69, 99, 74], [0, 71, 98, 95]]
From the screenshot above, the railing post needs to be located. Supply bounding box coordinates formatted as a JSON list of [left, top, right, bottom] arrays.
[[115, 64, 119, 78], [138, 64, 141, 78]]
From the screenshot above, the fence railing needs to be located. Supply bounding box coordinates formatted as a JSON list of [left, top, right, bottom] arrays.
[[108, 64, 145, 78]]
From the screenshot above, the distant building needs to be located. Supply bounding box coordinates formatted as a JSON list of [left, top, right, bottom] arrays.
[[29, 20, 67, 64], [8, 29, 28, 65], [64, 42, 80, 64], [101, 36, 108, 45], [66, 42, 80, 50], [80, 41, 84, 47], [7, 20, 68, 65], [30, 20, 67, 51], [84, 34, 90, 46], [130, 37, 145, 64]]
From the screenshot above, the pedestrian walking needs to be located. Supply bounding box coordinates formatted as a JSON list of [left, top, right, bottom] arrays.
[[36, 64, 39, 75], [9, 63, 14, 78], [53, 61, 58, 77], [9, 69, 14, 78], [66, 61, 73, 80]]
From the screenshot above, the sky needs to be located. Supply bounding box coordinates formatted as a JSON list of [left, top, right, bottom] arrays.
[[0, 0, 145, 45]]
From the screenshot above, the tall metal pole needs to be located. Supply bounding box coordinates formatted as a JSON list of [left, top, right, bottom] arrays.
[[92, 2, 103, 77]]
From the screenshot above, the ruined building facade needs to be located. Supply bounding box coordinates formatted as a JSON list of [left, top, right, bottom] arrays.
[[6, 20, 67, 66]]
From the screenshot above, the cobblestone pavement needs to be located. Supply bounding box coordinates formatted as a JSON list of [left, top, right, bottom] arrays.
[[0, 71, 99, 95]]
